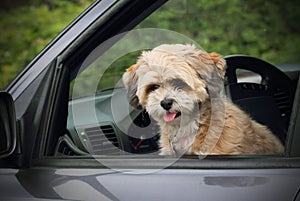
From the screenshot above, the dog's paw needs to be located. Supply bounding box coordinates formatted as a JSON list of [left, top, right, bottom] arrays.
[[159, 147, 173, 155]]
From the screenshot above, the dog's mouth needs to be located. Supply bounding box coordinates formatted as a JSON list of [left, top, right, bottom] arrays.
[[163, 111, 181, 122]]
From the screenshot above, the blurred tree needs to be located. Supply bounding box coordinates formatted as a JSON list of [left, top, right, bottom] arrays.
[[138, 0, 300, 64], [0, 0, 94, 89]]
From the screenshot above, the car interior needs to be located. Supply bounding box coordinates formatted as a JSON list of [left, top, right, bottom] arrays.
[[55, 56, 298, 157], [40, 0, 300, 159]]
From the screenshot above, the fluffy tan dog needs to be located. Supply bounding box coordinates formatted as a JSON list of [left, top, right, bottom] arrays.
[[122, 44, 284, 155]]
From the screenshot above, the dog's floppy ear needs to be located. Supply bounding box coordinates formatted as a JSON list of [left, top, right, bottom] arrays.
[[208, 52, 227, 79], [196, 51, 227, 97], [122, 64, 143, 110]]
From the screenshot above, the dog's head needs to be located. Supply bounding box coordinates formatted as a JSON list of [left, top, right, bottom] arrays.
[[122, 44, 226, 124]]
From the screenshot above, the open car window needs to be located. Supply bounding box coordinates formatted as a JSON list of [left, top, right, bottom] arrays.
[[62, 0, 300, 159]]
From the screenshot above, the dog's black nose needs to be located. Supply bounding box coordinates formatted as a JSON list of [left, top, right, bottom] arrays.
[[160, 99, 173, 111]]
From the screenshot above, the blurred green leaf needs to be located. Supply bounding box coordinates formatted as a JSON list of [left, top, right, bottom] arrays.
[[0, 0, 94, 89]]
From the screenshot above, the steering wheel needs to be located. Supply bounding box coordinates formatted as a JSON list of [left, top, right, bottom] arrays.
[[225, 55, 295, 144]]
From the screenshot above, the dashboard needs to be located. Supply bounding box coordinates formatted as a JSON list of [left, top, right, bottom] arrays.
[[67, 88, 160, 155]]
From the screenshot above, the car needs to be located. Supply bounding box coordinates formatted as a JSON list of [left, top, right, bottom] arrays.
[[1, 0, 300, 200]]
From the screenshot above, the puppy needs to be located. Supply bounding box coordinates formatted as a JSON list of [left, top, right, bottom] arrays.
[[122, 44, 284, 155]]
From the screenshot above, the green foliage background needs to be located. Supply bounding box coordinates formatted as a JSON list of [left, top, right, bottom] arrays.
[[1, 0, 300, 90], [0, 0, 94, 89], [139, 0, 300, 63]]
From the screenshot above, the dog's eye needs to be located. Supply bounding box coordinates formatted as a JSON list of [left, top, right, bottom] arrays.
[[175, 80, 187, 88], [170, 79, 191, 91], [147, 84, 160, 92]]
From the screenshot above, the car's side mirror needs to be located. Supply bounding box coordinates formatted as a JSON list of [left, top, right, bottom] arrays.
[[0, 91, 17, 159]]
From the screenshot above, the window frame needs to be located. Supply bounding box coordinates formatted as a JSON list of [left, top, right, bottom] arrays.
[[35, 0, 300, 169]]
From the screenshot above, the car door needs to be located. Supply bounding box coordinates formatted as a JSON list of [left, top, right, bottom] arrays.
[[1, 0, 300, 201]]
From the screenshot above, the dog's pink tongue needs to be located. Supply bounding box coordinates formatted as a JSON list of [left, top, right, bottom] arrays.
[[164, 112, 177, 122]]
